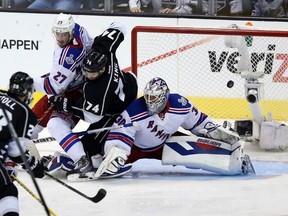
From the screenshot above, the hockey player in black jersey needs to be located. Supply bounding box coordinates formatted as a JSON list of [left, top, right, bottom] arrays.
[[0, 72, 47, 215], [48, 22, 138, 180]]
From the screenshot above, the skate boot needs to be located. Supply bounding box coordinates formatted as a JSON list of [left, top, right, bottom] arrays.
[[66, 156, 94, 181], [241, 154, 256, 175]]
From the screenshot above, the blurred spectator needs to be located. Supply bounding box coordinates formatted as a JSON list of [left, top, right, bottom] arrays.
[[160, 0, 253, 16], [82, 0, 103, 10], [11, 0, 33, 8], [82, 0, 129, 12], [251, 0, 287, 17], [129, 0, 163, 13], [160, 0, 197, 14], [229, 0, 253, 16], [27, 0, 84, 10]]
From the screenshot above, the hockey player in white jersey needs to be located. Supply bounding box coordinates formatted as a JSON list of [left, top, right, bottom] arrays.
[[95, 77, 255, 178], [29, 13, 93, 179], [32, 13, 93, 137]]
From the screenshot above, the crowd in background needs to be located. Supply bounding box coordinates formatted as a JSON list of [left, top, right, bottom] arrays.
[[0, 0, 287, 17]]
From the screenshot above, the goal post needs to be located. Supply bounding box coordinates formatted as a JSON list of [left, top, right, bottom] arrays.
[[131, 25, 288, 123]]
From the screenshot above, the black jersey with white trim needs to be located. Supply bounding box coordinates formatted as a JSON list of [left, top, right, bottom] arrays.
[[0, 91, 37, 150], [73, 24, 137, 122]]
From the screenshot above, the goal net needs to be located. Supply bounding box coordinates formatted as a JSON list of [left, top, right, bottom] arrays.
[[131, 24, 288, 123]]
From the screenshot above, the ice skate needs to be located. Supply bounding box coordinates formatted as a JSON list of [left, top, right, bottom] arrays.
[[241, 154, 256, 175], [66, 156, 94, 181]]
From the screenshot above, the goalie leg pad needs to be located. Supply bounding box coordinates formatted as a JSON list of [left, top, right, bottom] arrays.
[[100, 163, 132, 179], [162, 135, 250, 175], [94, 145, 128, 179]]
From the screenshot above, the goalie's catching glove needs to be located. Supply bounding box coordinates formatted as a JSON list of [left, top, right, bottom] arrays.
[[48, 96, 71, 113], [198, 122, 240, 144]]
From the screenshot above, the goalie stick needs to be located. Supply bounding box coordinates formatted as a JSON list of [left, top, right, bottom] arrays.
[[72, 122, 136, 136], [44, 172, 107, 203], [32, 122, 137, 144]]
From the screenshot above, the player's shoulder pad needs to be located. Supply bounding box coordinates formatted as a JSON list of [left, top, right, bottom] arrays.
[[1, 92, 37, 125], [73, 23, 81, 37], [168, 93, 191, 109], [16, 100, 37, 125], [126, 97, 149, 120], [60, 37, 84, 70]]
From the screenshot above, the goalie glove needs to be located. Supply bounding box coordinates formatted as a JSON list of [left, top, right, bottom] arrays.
[[94, 145, 128, 179], [199, 122, 240, 144], [48, 96, 71, 113]]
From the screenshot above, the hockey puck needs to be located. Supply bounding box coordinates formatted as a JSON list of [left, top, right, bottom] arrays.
[[227, 80, 234, 88]]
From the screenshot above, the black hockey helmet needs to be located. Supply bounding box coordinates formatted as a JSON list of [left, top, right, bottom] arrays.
[[82, 51, 107, 79], [8, 71, 34, 105]]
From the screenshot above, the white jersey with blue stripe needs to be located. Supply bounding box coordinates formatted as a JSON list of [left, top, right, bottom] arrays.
[[105, 93, 213, 153], [34, 23, 93, 95]]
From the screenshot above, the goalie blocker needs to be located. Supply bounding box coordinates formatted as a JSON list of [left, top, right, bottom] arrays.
[[162, 135, 255, 175]]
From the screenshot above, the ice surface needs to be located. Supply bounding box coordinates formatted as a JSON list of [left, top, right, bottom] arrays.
[[16, 128, 288, 216]]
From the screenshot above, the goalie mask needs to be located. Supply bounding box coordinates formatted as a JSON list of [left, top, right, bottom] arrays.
[[81, 51, 107, 80], [8, 71, 34, 106], [144, 77, 170, 115]]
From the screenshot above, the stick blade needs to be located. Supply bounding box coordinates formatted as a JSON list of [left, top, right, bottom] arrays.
[[27, 140, 41, 159], [91, 188, 107, 203]]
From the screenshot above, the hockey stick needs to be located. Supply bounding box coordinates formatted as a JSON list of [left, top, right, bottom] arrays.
[[73, 122, 136, 136], [32, 122, 137, 144], [32, 137, 56, 144], [12, 175, 57, 216], [44, 172, 107, 203]]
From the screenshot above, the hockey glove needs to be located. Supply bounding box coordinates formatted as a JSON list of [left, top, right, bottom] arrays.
[[48, 96, 71, 113], [199, 122, 240, 144], [22, 155, 47, 178], [5, 159, 18, 179], [40, 155, 53, 167]]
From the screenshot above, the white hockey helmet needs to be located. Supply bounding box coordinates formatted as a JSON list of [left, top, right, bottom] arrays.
[[144, 77, 170, 115], [52, 13, 75, 36]]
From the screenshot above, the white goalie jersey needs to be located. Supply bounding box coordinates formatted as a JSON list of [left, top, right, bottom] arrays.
[[105, 93, 213, 154], [103, 93, 254, 175]]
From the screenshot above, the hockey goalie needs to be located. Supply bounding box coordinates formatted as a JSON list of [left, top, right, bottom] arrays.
[[93, 77, 255, 179]]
